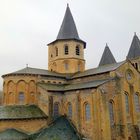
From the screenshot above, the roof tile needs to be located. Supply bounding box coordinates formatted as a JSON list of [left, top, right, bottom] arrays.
[[39, 78, 112, 91]]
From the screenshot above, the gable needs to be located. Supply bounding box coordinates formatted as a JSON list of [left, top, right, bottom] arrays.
[[114, 60, 140, 83]]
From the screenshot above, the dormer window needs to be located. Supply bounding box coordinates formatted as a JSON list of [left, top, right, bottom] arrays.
[[64, 45, 69, 55], [76, 45, 80, 55]]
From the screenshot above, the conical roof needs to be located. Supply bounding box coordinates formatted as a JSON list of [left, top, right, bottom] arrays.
[[127, 33, 140, 59], [57, 4, 80, 40], [48, 5, 86, 47], [99, 44, 116, 66]]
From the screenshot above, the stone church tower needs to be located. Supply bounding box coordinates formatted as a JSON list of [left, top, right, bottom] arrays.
[[1, 4, 140, 140], [48, 5, 86, 73]]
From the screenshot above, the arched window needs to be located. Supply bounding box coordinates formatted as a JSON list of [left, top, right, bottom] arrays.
[[64, 62, 69, 71], [53, 102, 59, 117], [53, 62, 57, 71], [125, 93, 129, 114], [85, 103, 90, 121], [55, 47, 58, 56], [135, 63, 138, 70], [76, 46, 80, 55], [109, 101, 114, 125], [18, 92, 24, 104], [64, 45, 69, 55], [68, 103, 72, 119], [30, 92, 35, 104], [77, 63, 81, 72], [8, 92, 14, 105], [134, 93, 140, 112]]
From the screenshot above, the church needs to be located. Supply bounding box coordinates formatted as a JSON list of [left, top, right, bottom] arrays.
[[0, 5, 140, 140]]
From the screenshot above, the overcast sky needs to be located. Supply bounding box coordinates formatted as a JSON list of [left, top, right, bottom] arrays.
[[0, 0, 140, 89]]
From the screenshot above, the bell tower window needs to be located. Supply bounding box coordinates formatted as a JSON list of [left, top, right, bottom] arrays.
[[76, 45, 80, 55], [64, 45, 69, 55]]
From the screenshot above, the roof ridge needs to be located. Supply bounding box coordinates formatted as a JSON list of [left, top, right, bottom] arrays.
[[72, 61, 126, 79], [2, 66, 67, 78]]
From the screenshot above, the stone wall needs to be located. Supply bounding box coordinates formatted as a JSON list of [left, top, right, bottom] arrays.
[[0, 119, 47, 133], [3, 75, 38, 105], [48, 40, 85, 73]]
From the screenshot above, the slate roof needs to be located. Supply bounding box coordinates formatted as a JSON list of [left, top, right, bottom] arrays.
[[34, 116, 81, 140], [2, 67, 66, 78], [72, 61, 125, 79], [127, 34, 140, 59], [57, 5, 79, 40], [2, 61, 125, 81], [38, 78, 111, 91], [0, 105, 47, 120], [99, 44, 116, 66], [0, 117, 81, 139], [48, 5, 86, 48], [0, 129, 30, 140]]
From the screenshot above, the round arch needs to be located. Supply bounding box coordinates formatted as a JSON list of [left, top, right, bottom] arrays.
[[67, 102, 72, 119], [83, 102, 91, 121], [53, 102, 60, 117]]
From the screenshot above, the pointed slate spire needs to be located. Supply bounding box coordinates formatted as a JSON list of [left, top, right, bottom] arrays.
[[127, 33, 140, 59], [57, 4, 80, 40], [48, 5, 86, 48], [99, 44, 116, 66]]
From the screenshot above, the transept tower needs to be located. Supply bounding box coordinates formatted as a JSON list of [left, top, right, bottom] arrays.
[[47, 5, 86, 73]]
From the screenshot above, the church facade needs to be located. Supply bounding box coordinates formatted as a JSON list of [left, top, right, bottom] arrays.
[[1, 5, 140, 140]]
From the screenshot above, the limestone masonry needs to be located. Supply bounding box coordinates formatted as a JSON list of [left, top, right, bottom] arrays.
[[1, 5, 140, 140]]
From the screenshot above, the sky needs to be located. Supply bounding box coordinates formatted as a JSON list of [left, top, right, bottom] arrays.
[[0, 0, 140, 89]]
